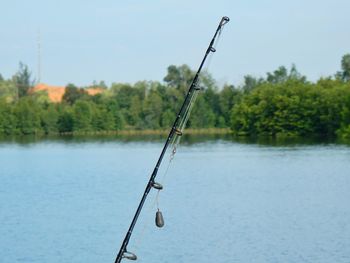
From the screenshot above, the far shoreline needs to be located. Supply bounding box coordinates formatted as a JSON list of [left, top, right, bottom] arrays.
[[58, 128, 231, 136]]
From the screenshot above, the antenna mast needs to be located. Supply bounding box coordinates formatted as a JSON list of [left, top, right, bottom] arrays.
[[37, 29, 41, 84]]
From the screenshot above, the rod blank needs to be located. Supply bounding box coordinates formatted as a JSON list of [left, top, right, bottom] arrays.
[[114, 16, 229, 263]]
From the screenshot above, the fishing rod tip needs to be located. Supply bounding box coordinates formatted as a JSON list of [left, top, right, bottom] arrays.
[[221, 16, 230, 26]]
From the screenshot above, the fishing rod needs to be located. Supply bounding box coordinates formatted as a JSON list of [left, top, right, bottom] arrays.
[[114, 16, 230, 263]]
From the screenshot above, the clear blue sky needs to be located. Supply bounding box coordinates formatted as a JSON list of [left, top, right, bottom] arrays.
[[1, 0, 349, 87]]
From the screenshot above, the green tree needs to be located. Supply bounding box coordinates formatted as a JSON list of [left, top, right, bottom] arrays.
[[218, 85, 241, 126], [266, 65, 306, 84], [163, 87, 183, 115], [111, 84, 135, 109], [242, 75, 263, 93], [72, 100, 93, 132], [143, 90, 163, 129], [190, 96, 216, 128], [13, 62, 33, 98], [0, 99, 16, 135], [91, 105, 115, 131], [289, 64, 307, 82], [62, 84, 88, 104], [104, 99, 125, 130], [41, 104, 59, 134], [128, 95, 143, 127], [14, 97, 42, 134], [57, 107, 74, 133], [337, 94, 350, 138], [341, 54, 350, 81], [114, 111, 125, 130], [231, 77, 350, 137], [161, 109, 175, 128], [0, 79, 17, 102], [267, 66, 288, 84], [90, 80, 108, 89], [164, 64, 195, 96], [203, 87, 220, 119]]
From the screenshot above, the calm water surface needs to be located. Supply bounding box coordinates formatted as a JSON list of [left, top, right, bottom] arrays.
[[0, 136, 349, 263]]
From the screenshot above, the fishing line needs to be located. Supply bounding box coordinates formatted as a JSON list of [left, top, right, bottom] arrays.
[[155, 105, 199, 219], [132, 133, 182, 251], [150, 20, 228, 225], [200, 25, 224, 86], [133, 49, 208, 250], [132, 131, 184, 250]]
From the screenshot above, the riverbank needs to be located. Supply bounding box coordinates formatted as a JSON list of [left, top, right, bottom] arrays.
[[0, 128, 232, 144]]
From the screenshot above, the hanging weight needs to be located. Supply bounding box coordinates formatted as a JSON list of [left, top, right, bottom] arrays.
[[155, 209, 164, 228]]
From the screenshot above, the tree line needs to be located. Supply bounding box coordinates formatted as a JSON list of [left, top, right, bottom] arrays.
[[0, 54, 350, 138]]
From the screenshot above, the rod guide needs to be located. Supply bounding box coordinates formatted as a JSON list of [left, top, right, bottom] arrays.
[[122, 251, 137, 261], [151, 181, 163, 190]]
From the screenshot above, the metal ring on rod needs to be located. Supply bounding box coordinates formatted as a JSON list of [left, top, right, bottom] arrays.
[[151, 181, 163, 190]]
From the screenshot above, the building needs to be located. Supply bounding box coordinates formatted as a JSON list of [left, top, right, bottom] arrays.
[[31, 83, 103, 103]]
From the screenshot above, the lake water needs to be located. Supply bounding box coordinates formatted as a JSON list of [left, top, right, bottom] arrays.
[[0, 136, 349, 263]]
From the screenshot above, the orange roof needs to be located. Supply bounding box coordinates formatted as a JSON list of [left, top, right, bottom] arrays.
[[31, 83, 103, 103], [87, 88, 103, 96]]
